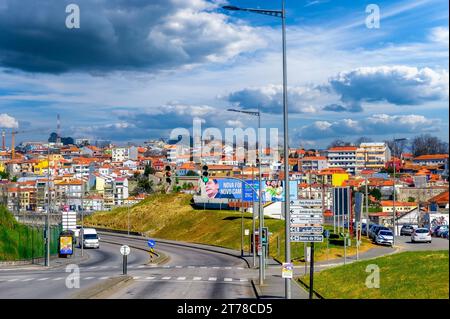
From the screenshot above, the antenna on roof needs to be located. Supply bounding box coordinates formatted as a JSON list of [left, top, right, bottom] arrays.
[[56, 114, 61, 145]]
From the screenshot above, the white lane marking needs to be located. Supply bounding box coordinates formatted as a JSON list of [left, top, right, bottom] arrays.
[[212, 266, 220, 269], [187, 266, 195, 269], [177, 277, 186, 281], [145, 277, 155, 280], [21, 278, 35, 282], [240, 278, 248, 282], [163, 265, 171, 268], [8, 278, 19, 282], [100, 266, 109, 269], [224, 278, 233, 282], [237, 267, 244, 270], [99, 276, 109, 280], [128, 265, 135, 269], [149, 264, 157, 267], [175, 266, 182, 268], [193, 277, 202, 281], [37, 278, 49, 281], [162, 276, 171, 280], [52, 277, 64, 281], [208, 277, 217, 281], [84, 277, 95, 280], [88, 266, 98, 270], [138, 265, 145, 269], [133, 276, 141, 280], [224, 267, 232, 270]]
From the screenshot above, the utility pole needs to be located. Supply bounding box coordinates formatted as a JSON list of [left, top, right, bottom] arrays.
[[44, 146, 50, 267]]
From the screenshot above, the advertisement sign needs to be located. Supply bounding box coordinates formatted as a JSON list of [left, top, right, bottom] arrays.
[[282, 263, 293, 279], [59, 236, 73, 255], [333, 187, 351, 216], [263, 180, 284, 202], [354, 192, 364, 222], [289, 180, 298, 200]]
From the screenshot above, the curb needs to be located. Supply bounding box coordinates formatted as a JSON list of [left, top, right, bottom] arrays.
[[295, 277, 324, 299], [0, 251, 90, 270], [250, 279, 262, 299], [71, 275, 133, 299]]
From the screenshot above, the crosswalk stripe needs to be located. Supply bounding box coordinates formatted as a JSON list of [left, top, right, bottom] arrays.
[[225, 267, 232, 269], [212, 266, 220, 269], [208, 277, 217, 281], [84, 277, 95, 280], [177, 277, 186, 281], [224, 278, 233, 282], [240, 278, 248, 282], [175, 266, 182, 268], [145, 277, 155, 280], [162, 276, 171, 280], [99, 276, 109, 280], [133, 276, 141, 280], [193, 277, 202, 281], [138, 265, 145, 268], [88, 266, 97, 270], [53, 277, 64, 281], [200, 266, 207, 269], [187, 266, 195, 269]]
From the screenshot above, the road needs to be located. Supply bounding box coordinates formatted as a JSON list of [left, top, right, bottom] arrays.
[[0, 233, 255, 299]]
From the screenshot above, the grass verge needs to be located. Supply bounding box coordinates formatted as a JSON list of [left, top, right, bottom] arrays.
[[299, 250, 449, 299]]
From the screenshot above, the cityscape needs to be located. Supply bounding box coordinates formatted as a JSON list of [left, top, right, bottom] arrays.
[[0, 0, 448, 310]]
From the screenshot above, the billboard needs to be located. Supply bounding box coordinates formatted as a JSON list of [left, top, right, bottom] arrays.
[[59, 236, 73, 255], [204, 178, 285, 202]]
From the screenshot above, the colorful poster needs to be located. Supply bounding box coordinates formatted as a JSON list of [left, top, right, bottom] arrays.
[[59, 236, 73, 255], [263, 180, 284, 202]]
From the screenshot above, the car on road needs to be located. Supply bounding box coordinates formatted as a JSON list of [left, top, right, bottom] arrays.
[[375, 230, 394, 246], [400, 224, 417, 236], [79, 228, 100, 249], [441, 230, 449, 239], [411, 228, 432, 243]]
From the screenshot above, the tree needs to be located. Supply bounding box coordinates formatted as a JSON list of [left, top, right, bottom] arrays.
[[327, 139, 352, 149], [0, 171, 9, 180], [411, 134, 449, 156], [385, 138, 408, 157], [369, 188, 382, 201], [186, 170, 199, 177], [131, 177, 154, 195], [407, 197, 416, 202], [354, 136, 373, 146], [143, 165, 155, 177]]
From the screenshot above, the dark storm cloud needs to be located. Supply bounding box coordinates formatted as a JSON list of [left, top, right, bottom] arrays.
[[0, 0, 262, 73]]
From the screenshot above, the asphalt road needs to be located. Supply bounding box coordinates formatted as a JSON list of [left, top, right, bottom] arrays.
[[0, 234, 255, 299]]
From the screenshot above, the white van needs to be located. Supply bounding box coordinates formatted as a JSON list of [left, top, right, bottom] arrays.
[[79, 228, 100, 249]]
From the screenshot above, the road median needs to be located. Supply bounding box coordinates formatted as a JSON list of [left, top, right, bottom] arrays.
[[71, 275, 134, 299]]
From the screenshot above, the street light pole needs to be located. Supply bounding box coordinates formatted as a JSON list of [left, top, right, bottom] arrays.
[[223, 0, 289, 297], [391, 138, 407, 243]]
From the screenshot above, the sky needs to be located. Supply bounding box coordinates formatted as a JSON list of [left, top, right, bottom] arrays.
[[0, 0, 448, 148]]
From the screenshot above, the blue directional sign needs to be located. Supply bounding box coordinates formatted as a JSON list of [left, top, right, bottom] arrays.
[[147, 239, 156, 248]]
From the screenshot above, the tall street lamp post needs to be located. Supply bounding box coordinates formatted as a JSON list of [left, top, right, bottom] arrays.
[[391, 138, 407, 243], [223, 0, 290, 297], [227, 108, 262, 275]]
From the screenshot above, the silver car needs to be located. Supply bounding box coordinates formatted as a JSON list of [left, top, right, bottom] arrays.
[[375, 230, 394, 246], [411, 228, 432, 243]]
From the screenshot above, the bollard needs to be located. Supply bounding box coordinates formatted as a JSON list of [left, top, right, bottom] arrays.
[[123, 255, 127, 275]]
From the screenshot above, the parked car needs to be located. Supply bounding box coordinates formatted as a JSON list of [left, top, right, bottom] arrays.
[[79, 228, 100, 249], [400, 224, 417, 236], [431, 225, 446, 237], [411, 228, 432, 243], [436, 225, 449, 237], [441, 230, 449, 239], [370, 225, 390, 240], [368, 224, 380, 240], [375, 230, 394, 246]]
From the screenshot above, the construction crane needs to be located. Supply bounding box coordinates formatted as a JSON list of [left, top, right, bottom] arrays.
[[9, 128, 50, 160]]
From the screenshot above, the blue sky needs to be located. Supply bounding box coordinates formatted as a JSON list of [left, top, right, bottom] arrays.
[[0, 0, 448, 148]]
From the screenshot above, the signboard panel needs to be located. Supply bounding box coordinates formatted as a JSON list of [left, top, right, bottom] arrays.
[[333, 187, 350, 216], [290, 199, 322, 206], [282, 263, 293, 279], [290, 216, 323, 224], [290, 234, 324, 242], [290, 226, 323, 234], [59, 236, 73, 255], [354, 192, 364, 222], [290, 209, 322, 215]]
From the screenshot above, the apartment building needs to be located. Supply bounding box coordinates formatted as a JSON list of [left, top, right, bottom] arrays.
[[327, 146, 358, 174], [111, 147, 129, 162], [356, 142, 391, 171], [413, 154, 449, 166], [298, 156, 328, 172]]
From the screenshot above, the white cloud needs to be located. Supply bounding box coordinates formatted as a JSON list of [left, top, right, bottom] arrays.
[[429, 27, 449, 45], [298, 114, 437, 140], [0, 113, 18, 128]]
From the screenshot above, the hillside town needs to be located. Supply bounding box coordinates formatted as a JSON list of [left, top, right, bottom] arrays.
[[0, 132, 448, 229]]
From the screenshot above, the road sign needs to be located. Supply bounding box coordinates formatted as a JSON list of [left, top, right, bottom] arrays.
[[290, 208, 322, 215], [290, 199, 322, 206], [244, 229, 250, 236], [261, 227, 268, 245], [290, 216, 323, 224], [290, 234, 324, 242], [290, 226, 323, 234], [147, 239, 156, 248], [282, 262, 293, 279], [324, 229, 330, 238], [120, 245, 130, 256]]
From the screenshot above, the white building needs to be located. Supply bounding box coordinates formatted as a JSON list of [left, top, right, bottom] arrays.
[[327, 146, 358, 174], [112, 147, 129, 162]]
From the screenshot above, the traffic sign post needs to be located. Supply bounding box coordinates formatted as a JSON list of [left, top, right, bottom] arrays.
[[120, 245, 130, 275]]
